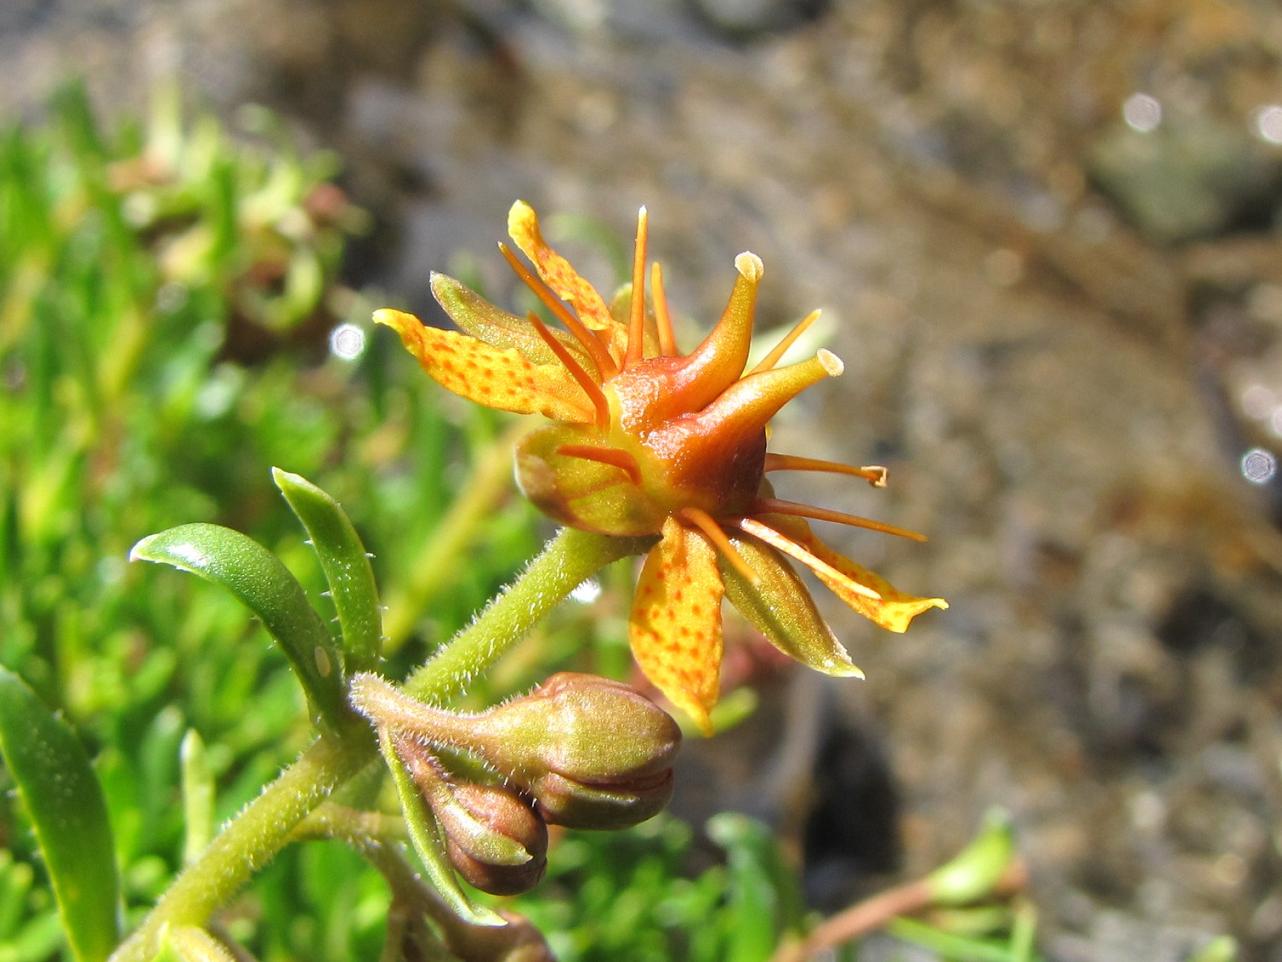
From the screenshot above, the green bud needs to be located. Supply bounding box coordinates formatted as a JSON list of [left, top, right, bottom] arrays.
[[349, 671, 681, 830], [474, 673, 681, 782], [397, 737, 548, 896], [468, 673, 681, 829]]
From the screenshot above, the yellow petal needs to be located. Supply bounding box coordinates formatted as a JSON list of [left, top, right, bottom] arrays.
[[430, 272, 591, 369], [720, 533, 863, 678], [747, 516, 947, 633], [375, 309, 594, 424], [508, 200, 619, 334], [629, 517, 724, 734]]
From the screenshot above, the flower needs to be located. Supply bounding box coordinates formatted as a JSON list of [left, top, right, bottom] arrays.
[[376, 201, 946, 732]]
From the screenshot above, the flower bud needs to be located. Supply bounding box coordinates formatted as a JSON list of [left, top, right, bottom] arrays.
[[469, 673, 681, 829], [349, 671, 682, 830], [528, 765, 675, 830], [397, 737, 548, 895]]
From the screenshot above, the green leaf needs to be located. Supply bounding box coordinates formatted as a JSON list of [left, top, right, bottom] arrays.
[[377, 729, 505, 929], [707, 813, 804, 962], [130, 523, 346, 728], [272, 468, 382, 669], [0, 665, 120, 962], [927, 808, 1015, 906], [180, 729, 215, 865]]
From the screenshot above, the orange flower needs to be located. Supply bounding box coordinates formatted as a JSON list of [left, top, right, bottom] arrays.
[[377, 201, 945, 731]]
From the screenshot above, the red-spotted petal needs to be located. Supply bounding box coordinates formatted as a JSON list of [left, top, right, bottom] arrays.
[[430, 272, 591, 369], [628, 517, 724, 733], [744, 516, 947, 633], [508, 201, 619, 334], [375, 309, 594, 424]]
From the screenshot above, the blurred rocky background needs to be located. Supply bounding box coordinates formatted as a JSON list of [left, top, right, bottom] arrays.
[[4, 0, 1281, 959]]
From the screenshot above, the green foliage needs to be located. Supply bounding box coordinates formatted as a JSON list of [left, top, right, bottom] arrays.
[[516, 815, 799, 962], [272, 468, 382, 670], [0, 666, 120, 962], [0, 86, 540, 960], [130, 523, 348, 728]]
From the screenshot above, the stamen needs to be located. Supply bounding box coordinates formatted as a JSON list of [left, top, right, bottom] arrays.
[[625, 206, 649, 368], [747, 309, 821, 376], [499, 242, 618, 379], [556, 444, 643, 485], [735, 518, 881, 600], [679, 507, 759, 585], [753, 498, 927, 542], [526, 312, 610, 429], [651, 262, 677, 356], [764, 454, 887, 488]]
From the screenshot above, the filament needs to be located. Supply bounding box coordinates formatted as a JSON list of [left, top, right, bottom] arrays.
[[556, 444, 643, 485], [735, 518, 881, 600], [679, 507, 759, 585], [764, 454, 887, 488], [499, 242, 618, 379], [526, 312, 611, 429], [753, 498, 927, 542], [747, 309, 821, 376], [652, 262, 677, 356], [625, 206, 649, 368]]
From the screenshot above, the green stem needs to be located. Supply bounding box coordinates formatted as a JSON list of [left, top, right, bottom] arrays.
[[403, 527, 647, 703], [111, 733, 373, 962], [112, 527, 643, 961]]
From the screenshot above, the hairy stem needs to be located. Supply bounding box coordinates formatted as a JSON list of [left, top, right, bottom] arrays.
[[111, 734, 373, 962], [403, 527, 648, 703], [112, 527, 643, 961]]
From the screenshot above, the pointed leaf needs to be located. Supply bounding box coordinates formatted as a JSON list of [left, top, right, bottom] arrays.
[[721, 533, 863, 679], [272, 468, 382, 669], [0, 665, 120, 962], [926, 808, 1015, 906], [130, 523, 346, 727], [180, 729, 215, 865], [378, 730, 505, 928]]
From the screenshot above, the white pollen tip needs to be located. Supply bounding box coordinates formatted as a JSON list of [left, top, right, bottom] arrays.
[[735, 252, 764, 282], [817, 348, 844, 376]]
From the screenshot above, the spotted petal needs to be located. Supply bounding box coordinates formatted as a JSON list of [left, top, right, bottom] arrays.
[[629, 517, 724, 733], [375, 309, 594, 424], [508, 200, 619, 334], [430, 272, 592, 370], [720, 533, 863, 678], [747, 516, 947, 633]]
